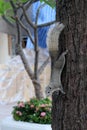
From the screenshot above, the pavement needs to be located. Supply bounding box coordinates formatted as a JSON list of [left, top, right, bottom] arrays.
[[0, 103, 17, 130]]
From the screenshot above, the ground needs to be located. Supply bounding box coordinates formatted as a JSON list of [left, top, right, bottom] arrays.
[[0, 103, 16, 130]]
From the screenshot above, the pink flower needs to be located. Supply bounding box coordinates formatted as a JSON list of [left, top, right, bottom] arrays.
[[18, 102, 25, 108], [40, 112, 46, 117], [30, 104, 34, 108], [16, 111, 22, 116], [40, 104, 46, 108]]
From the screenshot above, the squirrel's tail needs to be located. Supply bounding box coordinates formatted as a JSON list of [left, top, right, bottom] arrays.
[[46, 22, 65, 58]]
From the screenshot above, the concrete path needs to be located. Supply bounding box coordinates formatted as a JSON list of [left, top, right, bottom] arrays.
[[0, 103, 17, 130]]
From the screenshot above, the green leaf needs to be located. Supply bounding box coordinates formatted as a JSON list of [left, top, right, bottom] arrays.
[[40, 0, 56, 8], [0, 0, 28, 16]]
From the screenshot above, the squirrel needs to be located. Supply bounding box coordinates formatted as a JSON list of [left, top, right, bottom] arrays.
[[45, 22, 68, 97]]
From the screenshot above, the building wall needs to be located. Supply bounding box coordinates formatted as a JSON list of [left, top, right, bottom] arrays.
[[0, 32, 10, 64]]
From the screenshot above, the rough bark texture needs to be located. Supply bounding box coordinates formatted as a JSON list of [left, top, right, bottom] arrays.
[[52, 0, 87, 130]]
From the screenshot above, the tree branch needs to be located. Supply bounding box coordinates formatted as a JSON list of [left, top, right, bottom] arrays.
[[34, 2, 44, 79], [37, 20, 56, 28], [34, 28, 39, 79], [38, 57, 50, 76], [35, 3, 46, 24], [17, 0, 36, 20], [15, 16, 35, 45], [10, 0, 21, 46], [16, 44, 34, 79], [24, 0, 39, 10], [17, 3, 36, 29]]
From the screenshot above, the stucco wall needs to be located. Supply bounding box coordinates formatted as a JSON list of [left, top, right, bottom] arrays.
[[0, 32, 10, 64]]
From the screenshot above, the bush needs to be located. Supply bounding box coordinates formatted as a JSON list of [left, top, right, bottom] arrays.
[[12, 98, 52, 124]]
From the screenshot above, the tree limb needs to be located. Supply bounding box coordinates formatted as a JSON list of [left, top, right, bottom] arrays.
[[37, 20, 56, 28], [15, 16, 35, 45], [16, 0, 35, 20], [18, 3, 36, 29], [34, 27, 39, 79], [38, 57, 50, 76], [34, 2, 44, 79], [16, 44, 34, 79], [10, 0, 21, 46], [24, 0, 39, 10], [35, 3, 46, 24]]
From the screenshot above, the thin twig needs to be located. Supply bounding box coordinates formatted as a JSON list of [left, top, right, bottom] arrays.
[[17, 0, 36, 20], [16, 44, 34, 79], [20, 4, 36, 29], [37, 20, 56, 28], [34, 1, 42, 79], [35, 3, 46, 24], [16, 16, 35, 45], [24, 0, 38, 10], [10, 0, 21, 46], [38, 57, 50, 76], [10, 1, 33, 79], [34, 28, 39, 79]]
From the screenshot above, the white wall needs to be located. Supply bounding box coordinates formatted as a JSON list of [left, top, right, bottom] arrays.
[[0, 32, 10, 64]]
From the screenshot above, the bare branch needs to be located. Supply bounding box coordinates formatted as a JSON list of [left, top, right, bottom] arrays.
[[37, 20, 56, 28], [9, 0, 17, 13], [10, 1, 33, 80], [17, 0, 37, 20], [10, 0, 21, 45], [15, 16, 35, 45], [35, 3, 46, 24], [38, 57, 50, 76], [33, 3, 46, 80], [34, 27, 39, 79], [34, 3, 47, 80], [24, 0, 39, 10], [16, 44, 34, 79], [17, 3, 36, 29]]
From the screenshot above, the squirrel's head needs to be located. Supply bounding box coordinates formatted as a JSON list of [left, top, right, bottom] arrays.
[[45, 83, 53, 97]]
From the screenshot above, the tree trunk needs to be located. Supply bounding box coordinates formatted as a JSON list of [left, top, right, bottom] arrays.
[[52, 0, 87, 130], [16, 44, 44, 99]]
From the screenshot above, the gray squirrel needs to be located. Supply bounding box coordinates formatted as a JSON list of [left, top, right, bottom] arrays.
[[45, 22, 68, 96]]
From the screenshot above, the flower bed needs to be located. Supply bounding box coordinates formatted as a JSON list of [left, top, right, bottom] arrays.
[[1, 98, 52, 130], [12, 98, 52, 124]]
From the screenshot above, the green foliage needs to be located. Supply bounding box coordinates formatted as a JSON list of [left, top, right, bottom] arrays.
[[0, 0, 28, 16], [0, 0, 56, 16], [0, 0, 11, 15], [12, 98, 52, 124], [40, 0, 56, 8]]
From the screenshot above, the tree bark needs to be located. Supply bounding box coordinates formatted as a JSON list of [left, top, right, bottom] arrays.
[[52, 0, 87, 130]]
